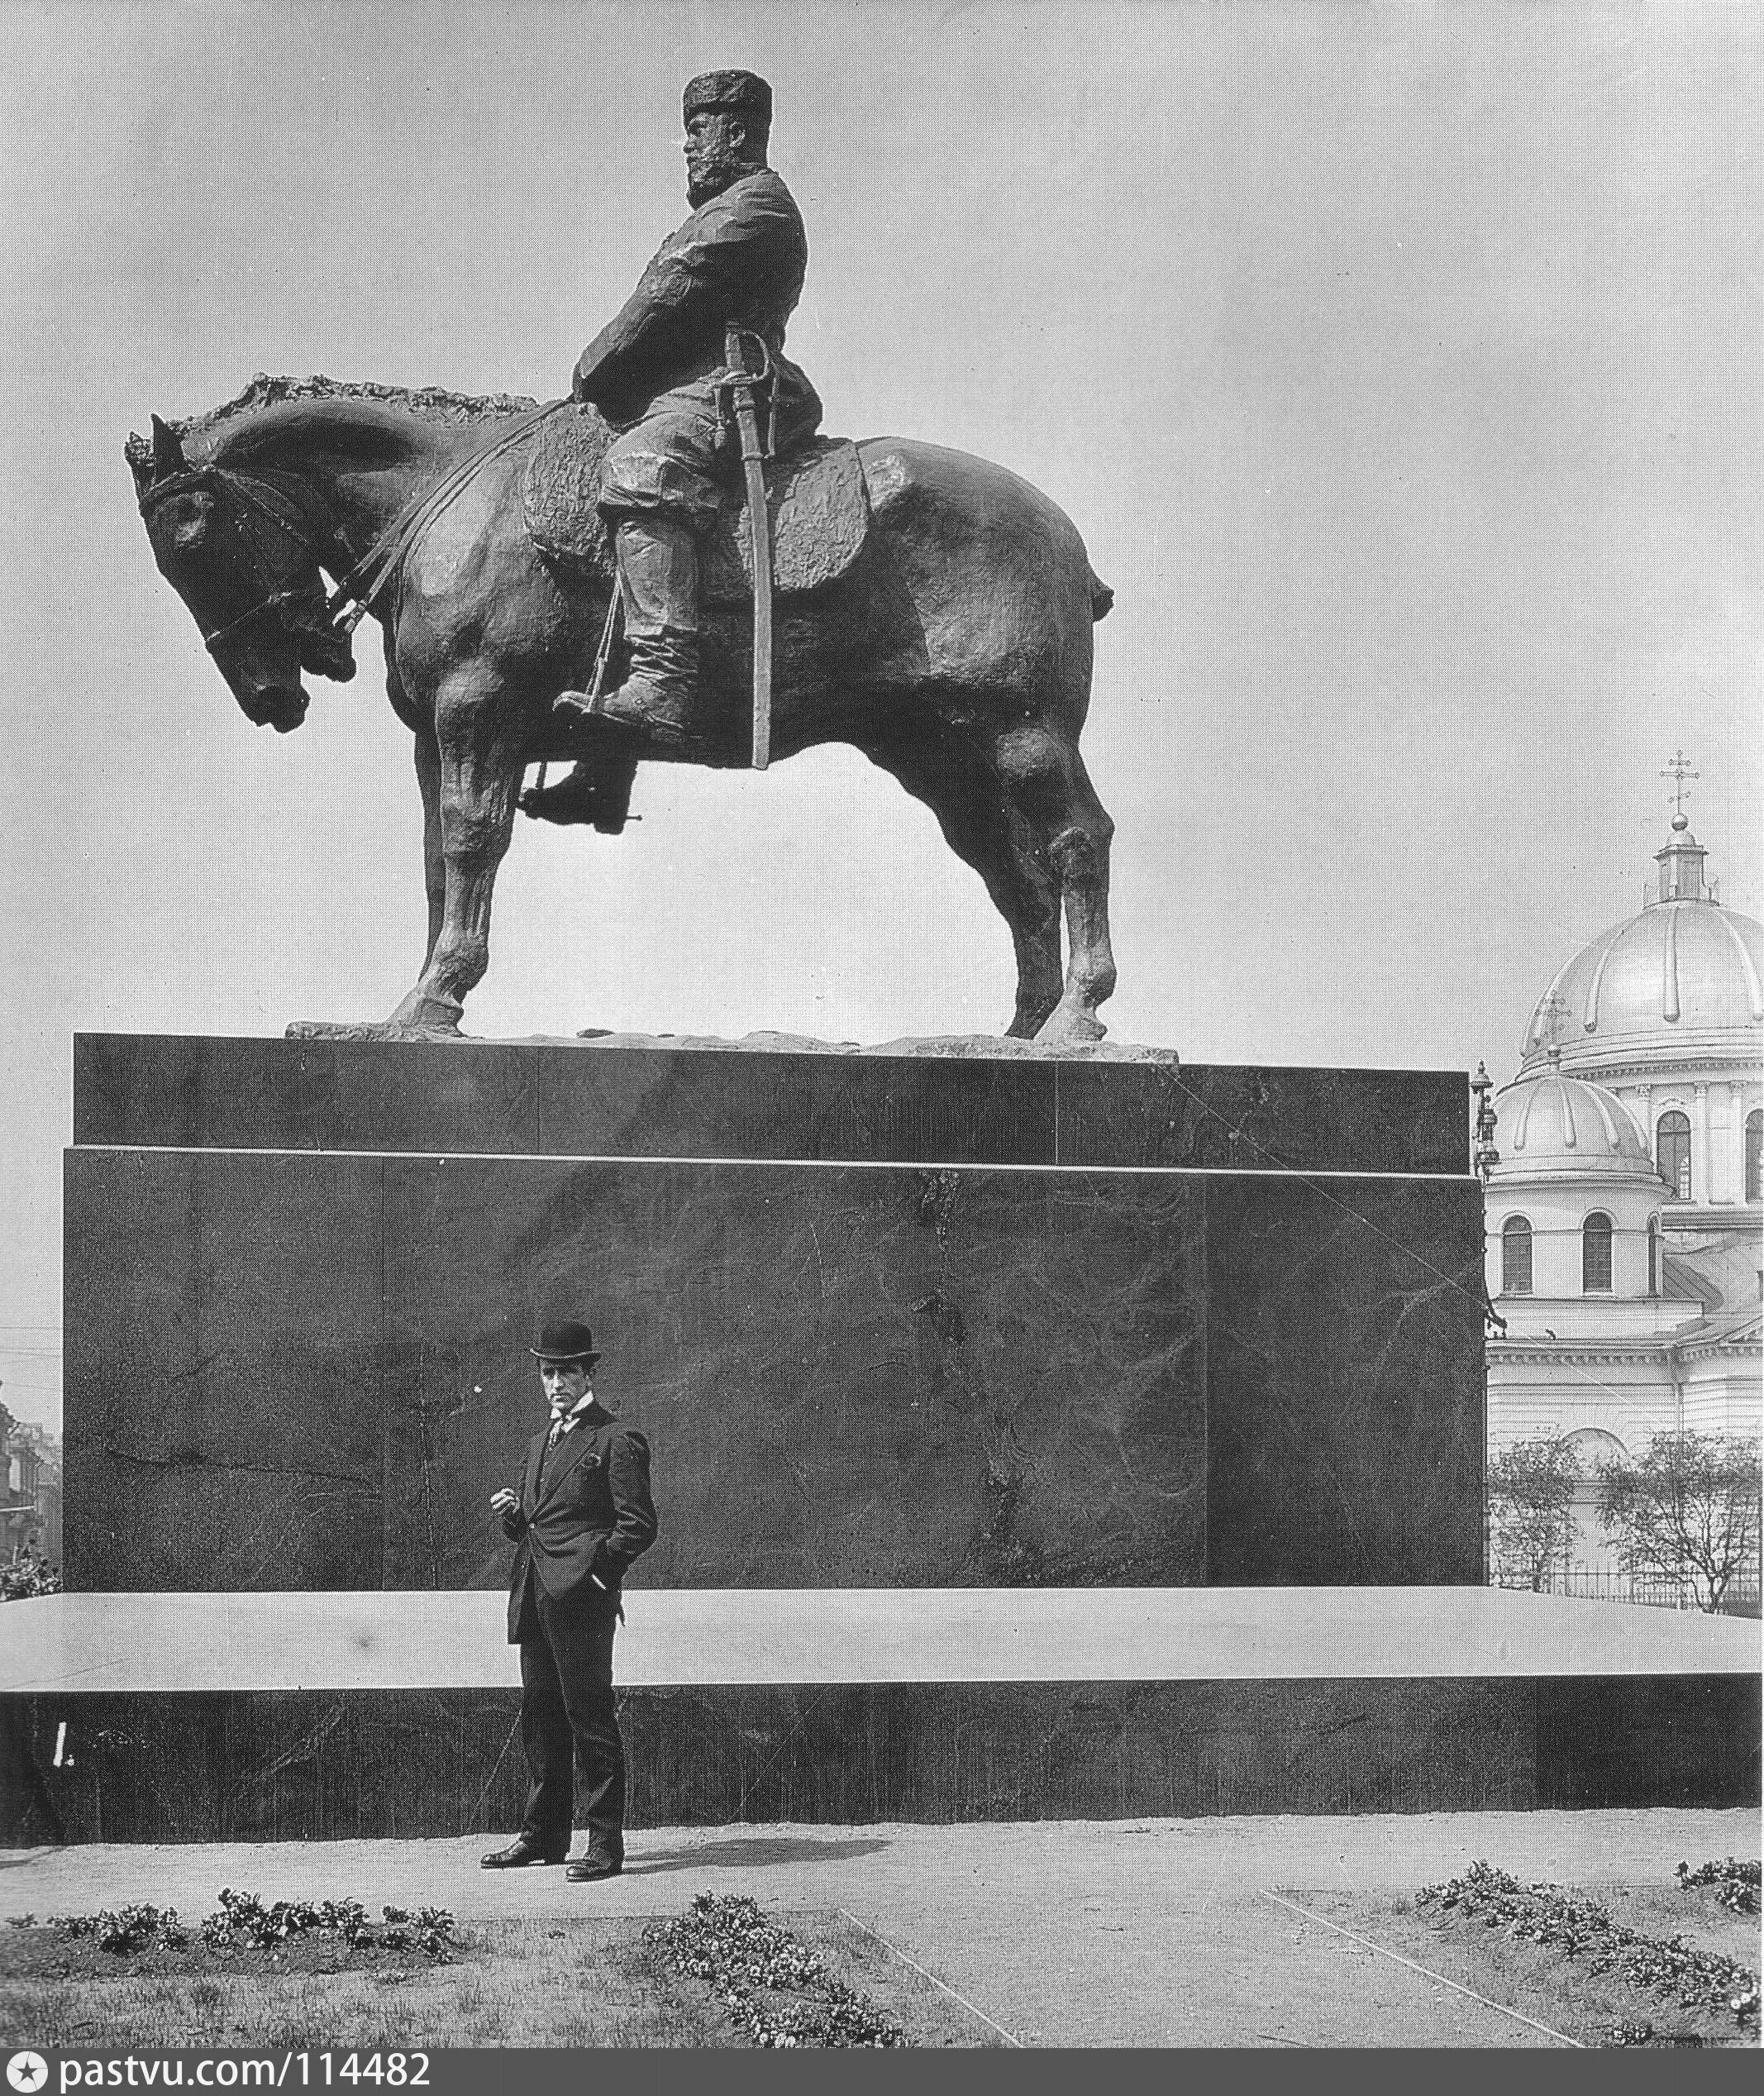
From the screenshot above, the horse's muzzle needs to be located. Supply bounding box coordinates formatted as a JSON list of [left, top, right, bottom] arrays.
[[238, 680, 311, 733]]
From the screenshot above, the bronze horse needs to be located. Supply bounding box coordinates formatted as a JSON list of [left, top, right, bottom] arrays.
[[128, 375, 1118, 1043]]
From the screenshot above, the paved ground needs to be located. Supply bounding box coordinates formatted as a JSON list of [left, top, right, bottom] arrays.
[[3, 1808, 1753, 2046]]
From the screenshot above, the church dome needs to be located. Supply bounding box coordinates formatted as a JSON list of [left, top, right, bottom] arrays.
[[1488, 1062, 1660, 1183], [1520, 814, 1764, 1077]]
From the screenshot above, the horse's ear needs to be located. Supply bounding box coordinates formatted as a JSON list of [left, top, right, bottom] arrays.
[[151, 414, 188, 476], [126, 432, 155, 496]]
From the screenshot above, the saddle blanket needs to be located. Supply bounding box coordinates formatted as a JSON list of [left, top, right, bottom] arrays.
[[522, 408, 870, 603]]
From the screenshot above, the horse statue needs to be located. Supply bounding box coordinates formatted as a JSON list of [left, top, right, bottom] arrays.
[[127, 374, 1118, 1043]]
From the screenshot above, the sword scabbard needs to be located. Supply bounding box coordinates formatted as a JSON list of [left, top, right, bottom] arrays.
[[726, 326, 775, 771]]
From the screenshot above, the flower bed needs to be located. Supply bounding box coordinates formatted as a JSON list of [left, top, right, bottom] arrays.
[[644, 1893, 908, 2048], [1416, 1861, 1758, 2044], [5, 1888, 459, 1980]]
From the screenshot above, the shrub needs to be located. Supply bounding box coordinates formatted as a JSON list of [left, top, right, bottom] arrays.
[[1676, 1859, 1762, 1917], [1, 1549, 62, 1601]]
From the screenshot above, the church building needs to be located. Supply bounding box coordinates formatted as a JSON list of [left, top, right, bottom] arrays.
[[1482, 778, 1762, 1571]]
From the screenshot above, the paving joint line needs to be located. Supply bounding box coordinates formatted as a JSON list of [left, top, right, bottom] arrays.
[[837, 1907, 1023, 2047], [1261, 1888, 1584, 2047]]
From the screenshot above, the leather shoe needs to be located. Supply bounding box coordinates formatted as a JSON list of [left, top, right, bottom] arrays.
[[565, 1855, 623, 1883], [480, 1837, 566, 1869]]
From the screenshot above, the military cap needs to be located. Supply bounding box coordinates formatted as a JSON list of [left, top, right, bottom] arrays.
[[683, 69, 773, 127], [532, 1317, 601, 1366]]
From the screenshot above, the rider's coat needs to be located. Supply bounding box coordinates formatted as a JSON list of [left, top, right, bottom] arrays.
[[572, 168, 822, 519]]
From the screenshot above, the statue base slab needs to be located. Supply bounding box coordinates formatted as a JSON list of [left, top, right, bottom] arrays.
[[3, 1588, 1754, 1840]]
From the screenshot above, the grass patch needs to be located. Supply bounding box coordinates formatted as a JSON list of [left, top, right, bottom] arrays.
[[0, 1917, 718, 2049], [1297, 1861, 1759, 2051], [0, 1893, 994, 2048]]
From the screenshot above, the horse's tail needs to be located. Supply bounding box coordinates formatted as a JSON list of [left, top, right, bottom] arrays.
[[1089, 569, 1115, 622]]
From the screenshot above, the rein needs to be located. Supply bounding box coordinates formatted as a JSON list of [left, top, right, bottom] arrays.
[[323, 398, 571, 631]]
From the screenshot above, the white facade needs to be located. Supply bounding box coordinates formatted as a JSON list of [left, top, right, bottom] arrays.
[[1485, 808, 1762, 1564]]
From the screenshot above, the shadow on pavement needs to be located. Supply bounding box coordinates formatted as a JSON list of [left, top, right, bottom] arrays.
[[627, 1835, 892, 1874]]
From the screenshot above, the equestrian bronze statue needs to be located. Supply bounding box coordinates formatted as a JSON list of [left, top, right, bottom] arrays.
[[128, 70, 1118, 1045]]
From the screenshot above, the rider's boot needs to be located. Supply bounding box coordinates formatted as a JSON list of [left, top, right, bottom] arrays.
[[553, 517, 704, 750], [517, 746, 641, 833]]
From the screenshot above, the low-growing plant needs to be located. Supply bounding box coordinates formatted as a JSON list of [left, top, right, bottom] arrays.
[[1, 1549, 62, 1601], [39, 1891, 458, 1965], [645, 1893, 906, 2049], [1676, 1859, 1762, 1917], [53, 1904, 186, 1955], [1417, 1861, 1758, 2032]]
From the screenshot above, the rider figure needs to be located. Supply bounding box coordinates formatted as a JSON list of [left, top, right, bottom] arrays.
[[553, 69, 820, 751]]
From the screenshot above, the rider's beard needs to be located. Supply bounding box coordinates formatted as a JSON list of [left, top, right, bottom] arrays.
[[685, 144, 752, 207]]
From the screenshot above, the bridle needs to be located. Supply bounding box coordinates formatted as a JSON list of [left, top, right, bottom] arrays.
[[136, 397, 570, 656], [137, 462, 331, 658]]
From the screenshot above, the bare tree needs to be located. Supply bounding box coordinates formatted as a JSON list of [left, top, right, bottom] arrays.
[[1486, 1438, 1580, 1592], [1597, 1431, 1762, 1614]]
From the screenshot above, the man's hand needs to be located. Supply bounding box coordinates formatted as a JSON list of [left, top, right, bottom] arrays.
[[490, 1488, 519, 1515]]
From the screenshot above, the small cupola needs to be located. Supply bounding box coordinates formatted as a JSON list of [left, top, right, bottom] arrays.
[[1652, 812, 1709, 905]]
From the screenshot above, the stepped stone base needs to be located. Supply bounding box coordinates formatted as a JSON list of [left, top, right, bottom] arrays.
[[2, 1590, 1755, 1841]]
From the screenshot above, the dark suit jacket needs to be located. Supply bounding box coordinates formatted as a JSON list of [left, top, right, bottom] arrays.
[[571, 167, 819, 433], [501, 1401, 658, 1644]]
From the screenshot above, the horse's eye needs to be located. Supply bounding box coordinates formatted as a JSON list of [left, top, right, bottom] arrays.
[[164, 492, 215, 552]]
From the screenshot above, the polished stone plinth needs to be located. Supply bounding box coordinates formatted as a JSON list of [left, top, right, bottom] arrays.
[[2, 1590, 1754, 1841], [72, 1033, 1469, 1173], [64, 1037, 1485, 1592]]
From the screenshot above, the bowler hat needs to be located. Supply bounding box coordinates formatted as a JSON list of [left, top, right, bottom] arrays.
[[683, 69, 772, 126], [531, 1318, 601, 1366]]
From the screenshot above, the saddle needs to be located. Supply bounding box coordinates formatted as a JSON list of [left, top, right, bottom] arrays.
[[522, 407, 869, 604]]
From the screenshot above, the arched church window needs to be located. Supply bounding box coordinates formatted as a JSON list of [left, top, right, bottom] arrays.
[[1647, 1215, 1661, 1296], [1657, 1110, 1691, 1200], [1582, 1211, 1614, 1292], [1501, 1215, 1532, 1295], [1747, 1110, 1762, 1202]]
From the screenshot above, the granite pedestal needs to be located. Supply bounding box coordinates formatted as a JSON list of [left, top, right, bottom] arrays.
[[63, 1035, 1485, 1593], [11, 1034, 1743, 1841]]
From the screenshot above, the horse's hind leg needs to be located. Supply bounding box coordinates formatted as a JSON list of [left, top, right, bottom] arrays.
[[989, 723, 1118, 1043], [862, 733, 1064, 1038]]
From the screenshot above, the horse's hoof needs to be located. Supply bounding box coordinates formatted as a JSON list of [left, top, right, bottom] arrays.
[[288, 990, 465, 1043], [1032, 1007, 1108, 1048]]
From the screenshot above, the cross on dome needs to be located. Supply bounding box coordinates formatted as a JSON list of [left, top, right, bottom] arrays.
[[1660, 747, 1699, 824]]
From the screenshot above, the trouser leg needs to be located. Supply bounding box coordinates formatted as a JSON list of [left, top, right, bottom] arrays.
[[569, 1688, 627, 1864], [537, 1586, 626, 1864], [517, 1616, 575, 1855]]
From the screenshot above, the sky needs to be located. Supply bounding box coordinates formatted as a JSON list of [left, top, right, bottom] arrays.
[[1, 0, 1758, 1428]]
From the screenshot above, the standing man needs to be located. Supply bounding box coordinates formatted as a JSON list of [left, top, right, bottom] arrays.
[[551, 68, 821, 752], [483, 1319, 657, 1882]]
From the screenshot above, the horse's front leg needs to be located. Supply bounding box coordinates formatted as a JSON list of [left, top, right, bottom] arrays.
[[382, 673, 532, 1036]]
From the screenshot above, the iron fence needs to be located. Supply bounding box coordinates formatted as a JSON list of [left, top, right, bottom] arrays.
[[1492, 1563, 1762, 1616]]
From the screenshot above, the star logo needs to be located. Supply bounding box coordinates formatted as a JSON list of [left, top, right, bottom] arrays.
[[7, 2055, 49, 2094]]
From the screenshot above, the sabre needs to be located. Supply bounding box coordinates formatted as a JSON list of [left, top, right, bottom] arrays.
[[723, 324, 775, 771]]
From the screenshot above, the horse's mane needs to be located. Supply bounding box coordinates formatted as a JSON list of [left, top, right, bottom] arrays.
[[124, 372, 539, 469]]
